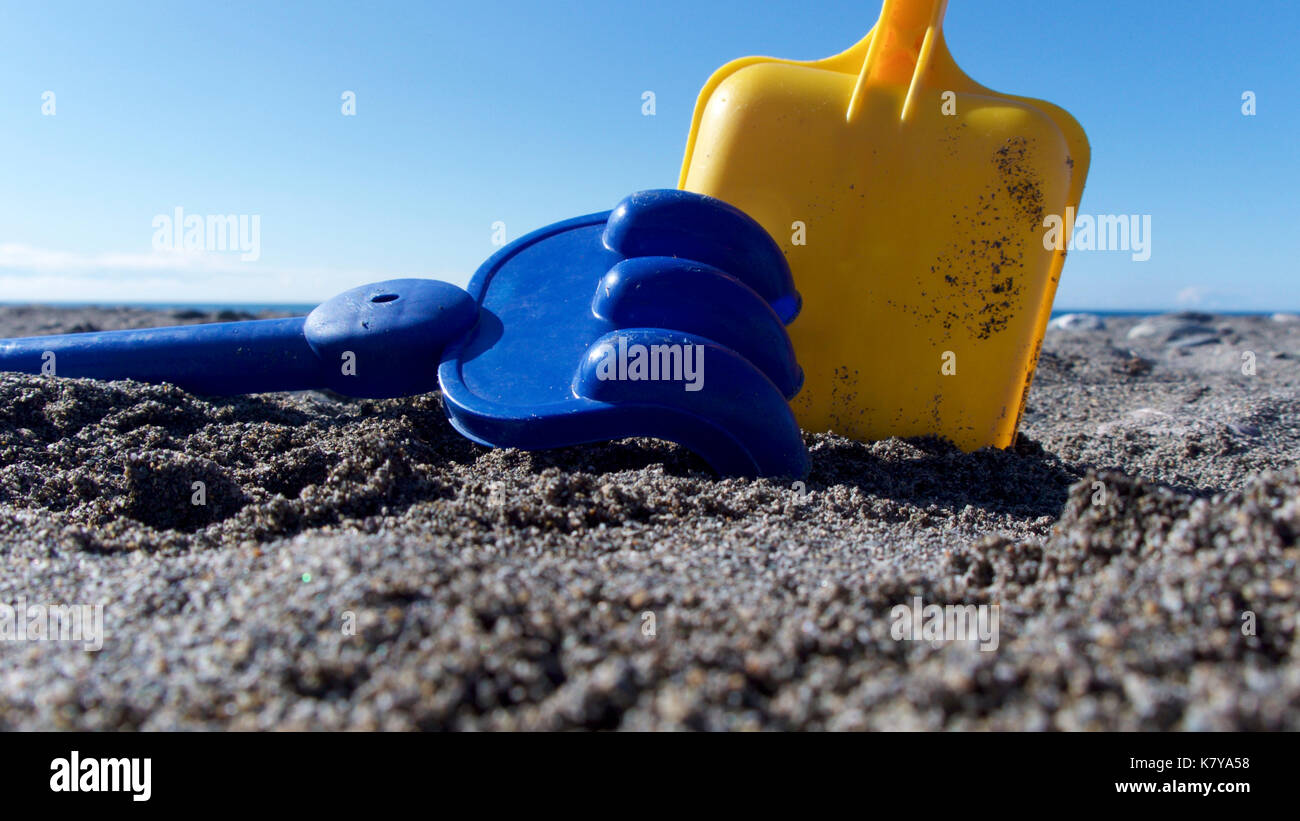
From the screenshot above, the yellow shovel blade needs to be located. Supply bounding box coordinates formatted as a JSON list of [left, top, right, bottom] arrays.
[[680, 0, 1090, 451]]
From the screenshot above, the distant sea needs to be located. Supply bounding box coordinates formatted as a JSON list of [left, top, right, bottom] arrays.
[[1051, 309, 1289, 318], [0, 301, 318, 314]]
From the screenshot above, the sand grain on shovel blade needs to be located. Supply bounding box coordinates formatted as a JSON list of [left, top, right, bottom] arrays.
[[0, 307, 1297, 730]]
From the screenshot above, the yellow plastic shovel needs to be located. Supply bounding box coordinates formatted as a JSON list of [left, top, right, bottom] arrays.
[[680, 0, 1089, 450]]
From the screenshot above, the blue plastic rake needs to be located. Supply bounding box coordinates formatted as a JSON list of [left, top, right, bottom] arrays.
[[0, 190, 809, 477]]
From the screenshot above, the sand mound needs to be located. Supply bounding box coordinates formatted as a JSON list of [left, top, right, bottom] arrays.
[[0, 308, 1297, 729]]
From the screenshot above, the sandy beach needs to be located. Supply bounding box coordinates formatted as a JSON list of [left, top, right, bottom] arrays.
[[1, 305, 1297, 730]]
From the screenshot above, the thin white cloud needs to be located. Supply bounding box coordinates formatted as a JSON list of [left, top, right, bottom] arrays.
[[1175, 285, 1248, 310], [0, 243, 469, 303], [0, 243, 256, 275]]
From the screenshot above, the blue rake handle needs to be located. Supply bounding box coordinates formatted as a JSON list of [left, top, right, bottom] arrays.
[[0, 279, 479, 398]]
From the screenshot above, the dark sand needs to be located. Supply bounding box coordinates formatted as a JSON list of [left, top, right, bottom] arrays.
[[1, 306, 1297, 730]]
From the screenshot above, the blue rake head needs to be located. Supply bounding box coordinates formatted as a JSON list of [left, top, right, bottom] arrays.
[[440, 189, 808, 478], [0, 190, 809, 478]]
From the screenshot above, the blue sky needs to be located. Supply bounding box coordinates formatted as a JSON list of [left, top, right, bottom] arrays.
[[1, 0, 1296, 310]]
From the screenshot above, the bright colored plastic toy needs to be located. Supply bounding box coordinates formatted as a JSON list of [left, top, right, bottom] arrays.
[[679, 0, 1090, 450], [0, 190, 809, 478]]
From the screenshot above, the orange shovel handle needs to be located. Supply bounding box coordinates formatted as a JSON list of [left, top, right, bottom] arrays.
[[848, 0, 950, 122]]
